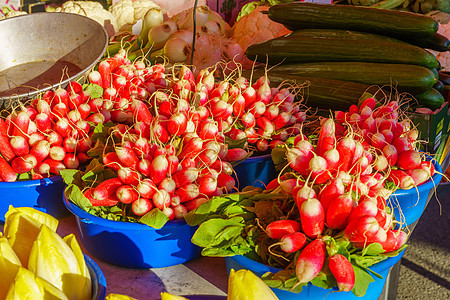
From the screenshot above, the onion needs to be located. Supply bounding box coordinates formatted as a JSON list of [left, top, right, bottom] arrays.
[[169, 30, 194, 47], [148, 21, 179, 46], [163, 38, 191, 63]]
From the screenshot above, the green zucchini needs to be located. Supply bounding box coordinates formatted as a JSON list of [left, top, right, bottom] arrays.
[[245, 29, 439, 69], [266, 62, 438, 94], [267, 3, 438, 40], [243, 69, 381, 111], [408, 33, 449, 52], [413, 88, 445, 109]]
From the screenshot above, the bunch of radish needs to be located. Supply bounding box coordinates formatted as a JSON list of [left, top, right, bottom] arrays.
[[333, 97, 435, 189], [0, 81, 103, 182], [257, 97, 432, 290], [189, 68, 307, 156]]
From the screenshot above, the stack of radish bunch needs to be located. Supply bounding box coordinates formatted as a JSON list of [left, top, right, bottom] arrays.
[[261, 98, 430, 290], [0, 81, 105, 182], [193, 70, 306, 154], [334, 97, 435, 189]]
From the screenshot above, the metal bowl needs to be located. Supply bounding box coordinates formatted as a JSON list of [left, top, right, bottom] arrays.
[[0, 12, 108, 106]]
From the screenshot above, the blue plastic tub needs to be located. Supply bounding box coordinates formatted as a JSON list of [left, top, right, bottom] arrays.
[[388, 157, 442, 227], [0, 176, 68, 223], [64, 195, 202, 269], [225, 250, 405, 300], [85, 254, 107, 300], [233, 154, 277, 190]]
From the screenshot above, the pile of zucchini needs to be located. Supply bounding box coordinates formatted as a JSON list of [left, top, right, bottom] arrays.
[[246, 2, 449, 110]]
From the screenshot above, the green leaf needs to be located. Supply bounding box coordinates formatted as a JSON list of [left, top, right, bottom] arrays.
[[201, 247, 237, 257], [139, 208, 169, 229], [191, 218, 245, 248], [84, 83, 103, 99], [184, 195, 237, 226], [59, 169, 80, 185], [17, 172, 32, 180], [351, 265, 375, 297], [65, 184, 91, 211], [362, 243, 385, 256], [271, 147, 287, 165], [225, 136, 248, 149]]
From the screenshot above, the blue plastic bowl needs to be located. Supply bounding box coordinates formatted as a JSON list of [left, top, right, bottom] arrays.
[[85, 254, 107, 300], [388, 157, 442, 227], [64, 195, 202, 269], [0, 176, 68, 223], [233, 154, 277, 190], [225, 250, 405, 300]]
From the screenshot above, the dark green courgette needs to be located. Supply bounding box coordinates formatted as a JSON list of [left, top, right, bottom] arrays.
[[408, 33, 449, 52], [267, 3, 438, 40], [414, 88, 445, 109], [266, 62, 438, 94], [243, 69, 382, 110], [245, 29, 439, 68]]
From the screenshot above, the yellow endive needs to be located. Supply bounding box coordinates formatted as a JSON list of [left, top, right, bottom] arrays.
[[227, 269, 279, 300], [28, 225, 90, 300], [3, 206, 58, 268], [5, 267, 68, 300], [63, 234, 92, 300], [160, 292, 189, 300], [0, 237, 22, 300]]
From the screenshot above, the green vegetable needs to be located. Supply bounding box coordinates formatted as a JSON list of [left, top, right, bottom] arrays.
[[261, 62, 438, 94], [245, 29, 439, 68], [267, 2, 439, 39]]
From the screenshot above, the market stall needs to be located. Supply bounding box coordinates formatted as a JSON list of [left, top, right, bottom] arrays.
[[0, 1, 449, 299]]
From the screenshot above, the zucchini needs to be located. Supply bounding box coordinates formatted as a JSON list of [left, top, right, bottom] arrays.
[[267, 3, 438, 40], [243, 69, 381, 111], [245, 29, 439, 69], [414, 88, 445, 110], [267, 62, 438, 94], [408, 33, 449, 52]]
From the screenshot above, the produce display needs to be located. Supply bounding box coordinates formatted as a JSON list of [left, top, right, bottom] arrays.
[[0, 1, 448, 299], [245, 2, 449, 109], [184, 98, 436, 296], [0, 206, 93, 299]]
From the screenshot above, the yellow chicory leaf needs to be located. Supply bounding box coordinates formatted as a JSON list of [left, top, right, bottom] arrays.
[[63, 234, 92, 300], [5, 267, 68, 300], [3, 206, 58, 267], [28, 225, 87, 300], [227, 269, 279, 300], [160, 292, 189, 300], [0, 237, 22, 300]]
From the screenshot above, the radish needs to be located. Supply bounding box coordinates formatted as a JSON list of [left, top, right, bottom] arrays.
[[224, 148, 248, 162], [118, 167, 141, 186], [373, 154, 389, 172], [294, 185, 317, 209], [0, 119, 16, 162], [150, 154, 169, 184], [336, 137, 356, 172], [295, 238, 326, 285], [11, 154, 37, 174], [326, 193, 354, 230], [217, 172, 236, 192], [300, 198, 325, 238], [12, 111, 30, 138], [344, 216, 387, 248], [197, 176, 218, 196], [159, 177, 176, 195], [175, 183, 200, 202], [348, 199, 378, 223], [382, 144, 398, 166], [10, 136, 29, 156], [265, 220, 301, 239], [318, 177, 345, 213], [92, 177, 123, 200], [116, 185, 139, 204], [63, 153, 80, 169], [173, 204, 188, 219], [328, 254, 355, 292], [167, 111, 188, 136], [131, 198, 153, 216], [30, 140, 50, 161], [379, 229, 407, 252], [98, 60, 112, 89], [397, 150, 422, 170], [152, 189, 171, 210], [172, 167, 199, 187], [49, 146, 66, 161], [84, 188, 119, 206], [115, 146, 139, 168], [184, 197, 209, 211], [316, 118, 335, 156], [404, 168, 430, 186], [270, 232, 307, 253], [137, 178, 157, 199], [0, 155, 17, 181], [392, 136, 413, 153], [387, 169, 415, 189], [308, 155, 330, 184]]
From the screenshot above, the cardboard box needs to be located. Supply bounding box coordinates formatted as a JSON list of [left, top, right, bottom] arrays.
[[408, 102, 450, 153]]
